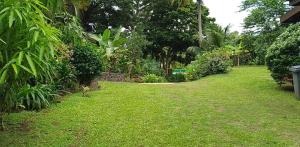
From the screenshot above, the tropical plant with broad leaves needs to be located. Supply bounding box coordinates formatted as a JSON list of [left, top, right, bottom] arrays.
[[88, 28, 127, 72], [89, 28, 127, 57], [0, 0, 61, 130]]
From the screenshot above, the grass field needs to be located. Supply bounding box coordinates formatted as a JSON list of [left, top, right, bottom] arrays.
[[1, 66, 300, 146]]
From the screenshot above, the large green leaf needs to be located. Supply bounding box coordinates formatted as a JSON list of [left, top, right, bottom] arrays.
[[26, 54, 37, 77], [0, 69, 8, 84], [8, 9, 15, 28], [39, 47, 45, 60], [18, 51, 24, 65], [17, 64, 33, 75], [0, 59, 16, 74], [102, 29, 111, 42], [33, 31, 40, 43], [113, 27, 122, 41], [0, 7, 10, 15], [112, 38, 127, 47], [49, 43, 55, 57], [12, 64, 19, 78], [14, 9, 22, 23]]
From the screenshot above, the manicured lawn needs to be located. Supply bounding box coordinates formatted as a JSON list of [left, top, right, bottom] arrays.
[[1, 66, 300, 146]]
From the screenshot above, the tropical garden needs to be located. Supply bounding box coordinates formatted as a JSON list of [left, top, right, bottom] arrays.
[[1, 0, 300, 146]]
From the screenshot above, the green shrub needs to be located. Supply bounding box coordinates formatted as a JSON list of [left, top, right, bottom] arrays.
[[141, 57, 164, 76], [71, 44, 102, 85], [52, 60, 77, 91], [17, 84, 58, 111], [167, 73, 186, 82], [142, 74, 166, 83], [187, 49, 232, 80], [266, 24, 300, 85]]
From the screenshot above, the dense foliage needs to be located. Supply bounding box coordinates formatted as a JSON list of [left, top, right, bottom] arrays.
[[140, 57, 164, 76], [52, 60, 77, 91], [83, 0, 223, 72], [71, 45, 102, 85], [266, 24, 300, 85], [17, 84, 58, 111], [187, 49, 232, 80], [0, 0, 61, 128], [240, 0, 288, 64], [1, 0, 293, 130], [126, 31, 152, 76]]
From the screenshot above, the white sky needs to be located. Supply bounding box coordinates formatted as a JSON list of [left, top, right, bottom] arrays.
[[202, 0, 248, 33]]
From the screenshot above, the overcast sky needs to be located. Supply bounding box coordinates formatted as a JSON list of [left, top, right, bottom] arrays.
[[202, 0, 248, 33]]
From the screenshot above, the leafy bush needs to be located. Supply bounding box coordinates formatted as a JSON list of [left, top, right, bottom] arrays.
[[142, 74, 166, 83], [266, 24, 300, 85], [52, 60, 77, 91], [126, 31, 152, 75], [71, 44, 102, 85], [187, 49, 232, 80], [167, 74, 186, 82], [17, 84, 58, 111], [140, 57, 164, 76]]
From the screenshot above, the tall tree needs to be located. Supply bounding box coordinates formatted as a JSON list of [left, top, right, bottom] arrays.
[[82, 0, 218, 70], [241, 0, 287, 32], [82, 0, 133, 32], [240, 0, 288, 64], [197, 0, 203, 47]]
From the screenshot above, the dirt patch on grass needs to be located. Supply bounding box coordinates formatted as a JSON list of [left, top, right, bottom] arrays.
[[19, 120, 32, 132]]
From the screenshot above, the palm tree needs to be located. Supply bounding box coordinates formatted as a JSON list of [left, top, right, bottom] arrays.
[[197, 0, 203, 48]]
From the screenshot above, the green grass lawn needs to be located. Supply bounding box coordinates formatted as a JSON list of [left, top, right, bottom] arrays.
[[1, 66, 300, 146]]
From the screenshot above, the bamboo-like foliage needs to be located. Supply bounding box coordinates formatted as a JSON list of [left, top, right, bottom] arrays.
[[17, 84, 58, 111], [0, 0, 61, 121]]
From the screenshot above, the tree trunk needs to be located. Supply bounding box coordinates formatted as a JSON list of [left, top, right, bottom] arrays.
[[198, 2, 203, 47]]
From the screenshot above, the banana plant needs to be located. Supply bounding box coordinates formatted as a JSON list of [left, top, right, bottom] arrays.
[[88, 28, 127, 57]]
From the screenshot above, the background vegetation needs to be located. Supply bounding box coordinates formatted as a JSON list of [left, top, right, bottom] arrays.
[[0, 0, 299, 134]]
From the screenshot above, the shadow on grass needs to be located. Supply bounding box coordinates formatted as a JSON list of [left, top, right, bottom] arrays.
[[280, 84, 294, 92]]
